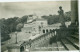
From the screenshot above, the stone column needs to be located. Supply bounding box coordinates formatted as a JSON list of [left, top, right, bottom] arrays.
[[7, 44, 20, 52], [71, 0, 78, 25], [68, 0, 78, 35]]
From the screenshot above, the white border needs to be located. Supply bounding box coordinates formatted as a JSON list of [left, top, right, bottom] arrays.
[[0, 0, 79, 52], [78, 0, 80, 51], [0, 0, 71, 2]]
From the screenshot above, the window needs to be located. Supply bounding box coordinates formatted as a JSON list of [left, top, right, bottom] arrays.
[[50, 29, 52, 32], [43, 30, 45, 33], [46, 29, 48, 33]]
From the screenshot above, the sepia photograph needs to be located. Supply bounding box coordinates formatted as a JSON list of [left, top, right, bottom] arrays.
[[0, 0, 79, 52]]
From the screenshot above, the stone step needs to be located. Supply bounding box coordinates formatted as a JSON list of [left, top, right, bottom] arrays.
[[30, 42, 59, 51], [57, 41, 66, 51], [30, 47, 57, 51], [66, 37, 79, 50], [70, 35, 79, 40], [61, 39, 77, 51], [51, 42, 58, 51]]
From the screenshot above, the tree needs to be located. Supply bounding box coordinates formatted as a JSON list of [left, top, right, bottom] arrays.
[[64, 11, 71, 21], [42, 11, 71, 25], [1, 18, 10, 42], [1, 15, 27, 42], [1, 17, 18, 42], [21, 15, 28, 23], [42, 15, 59, 25], [16, 23, 24, 32]]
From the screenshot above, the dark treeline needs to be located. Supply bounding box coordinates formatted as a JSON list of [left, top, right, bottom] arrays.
[[42, 11, 71, 25], [0, 15, 28, 42]]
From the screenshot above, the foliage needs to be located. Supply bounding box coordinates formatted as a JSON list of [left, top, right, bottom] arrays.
[[16, 23, 24, 31], [1, 15, 28, 42], [21, 15, 28, 23], [42, 11, 71, 25], [42, 15, 59, 25]]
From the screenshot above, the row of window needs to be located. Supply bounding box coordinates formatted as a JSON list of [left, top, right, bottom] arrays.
[[42, 29, 55, 33]]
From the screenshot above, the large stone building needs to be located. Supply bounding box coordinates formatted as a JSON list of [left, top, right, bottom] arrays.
[[22, 18, 48, 35], [22, 16, 71, 35]]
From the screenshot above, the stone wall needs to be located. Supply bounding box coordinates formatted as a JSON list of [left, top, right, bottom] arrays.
[[24, 32, 55, 50]]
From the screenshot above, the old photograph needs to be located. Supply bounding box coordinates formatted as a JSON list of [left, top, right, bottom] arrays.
[[0, 0, 79, 52]]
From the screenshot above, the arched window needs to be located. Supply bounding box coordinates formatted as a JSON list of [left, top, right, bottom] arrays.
[[46, 29, 48, 33], [43, 30, 45, 33]]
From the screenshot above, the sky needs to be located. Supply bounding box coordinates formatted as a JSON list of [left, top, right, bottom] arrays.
[[0, 1, 71, 19]]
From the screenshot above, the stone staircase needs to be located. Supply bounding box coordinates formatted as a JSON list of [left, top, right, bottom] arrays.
[[29, 32, 79, 51], [20, 25, 79, 51]]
